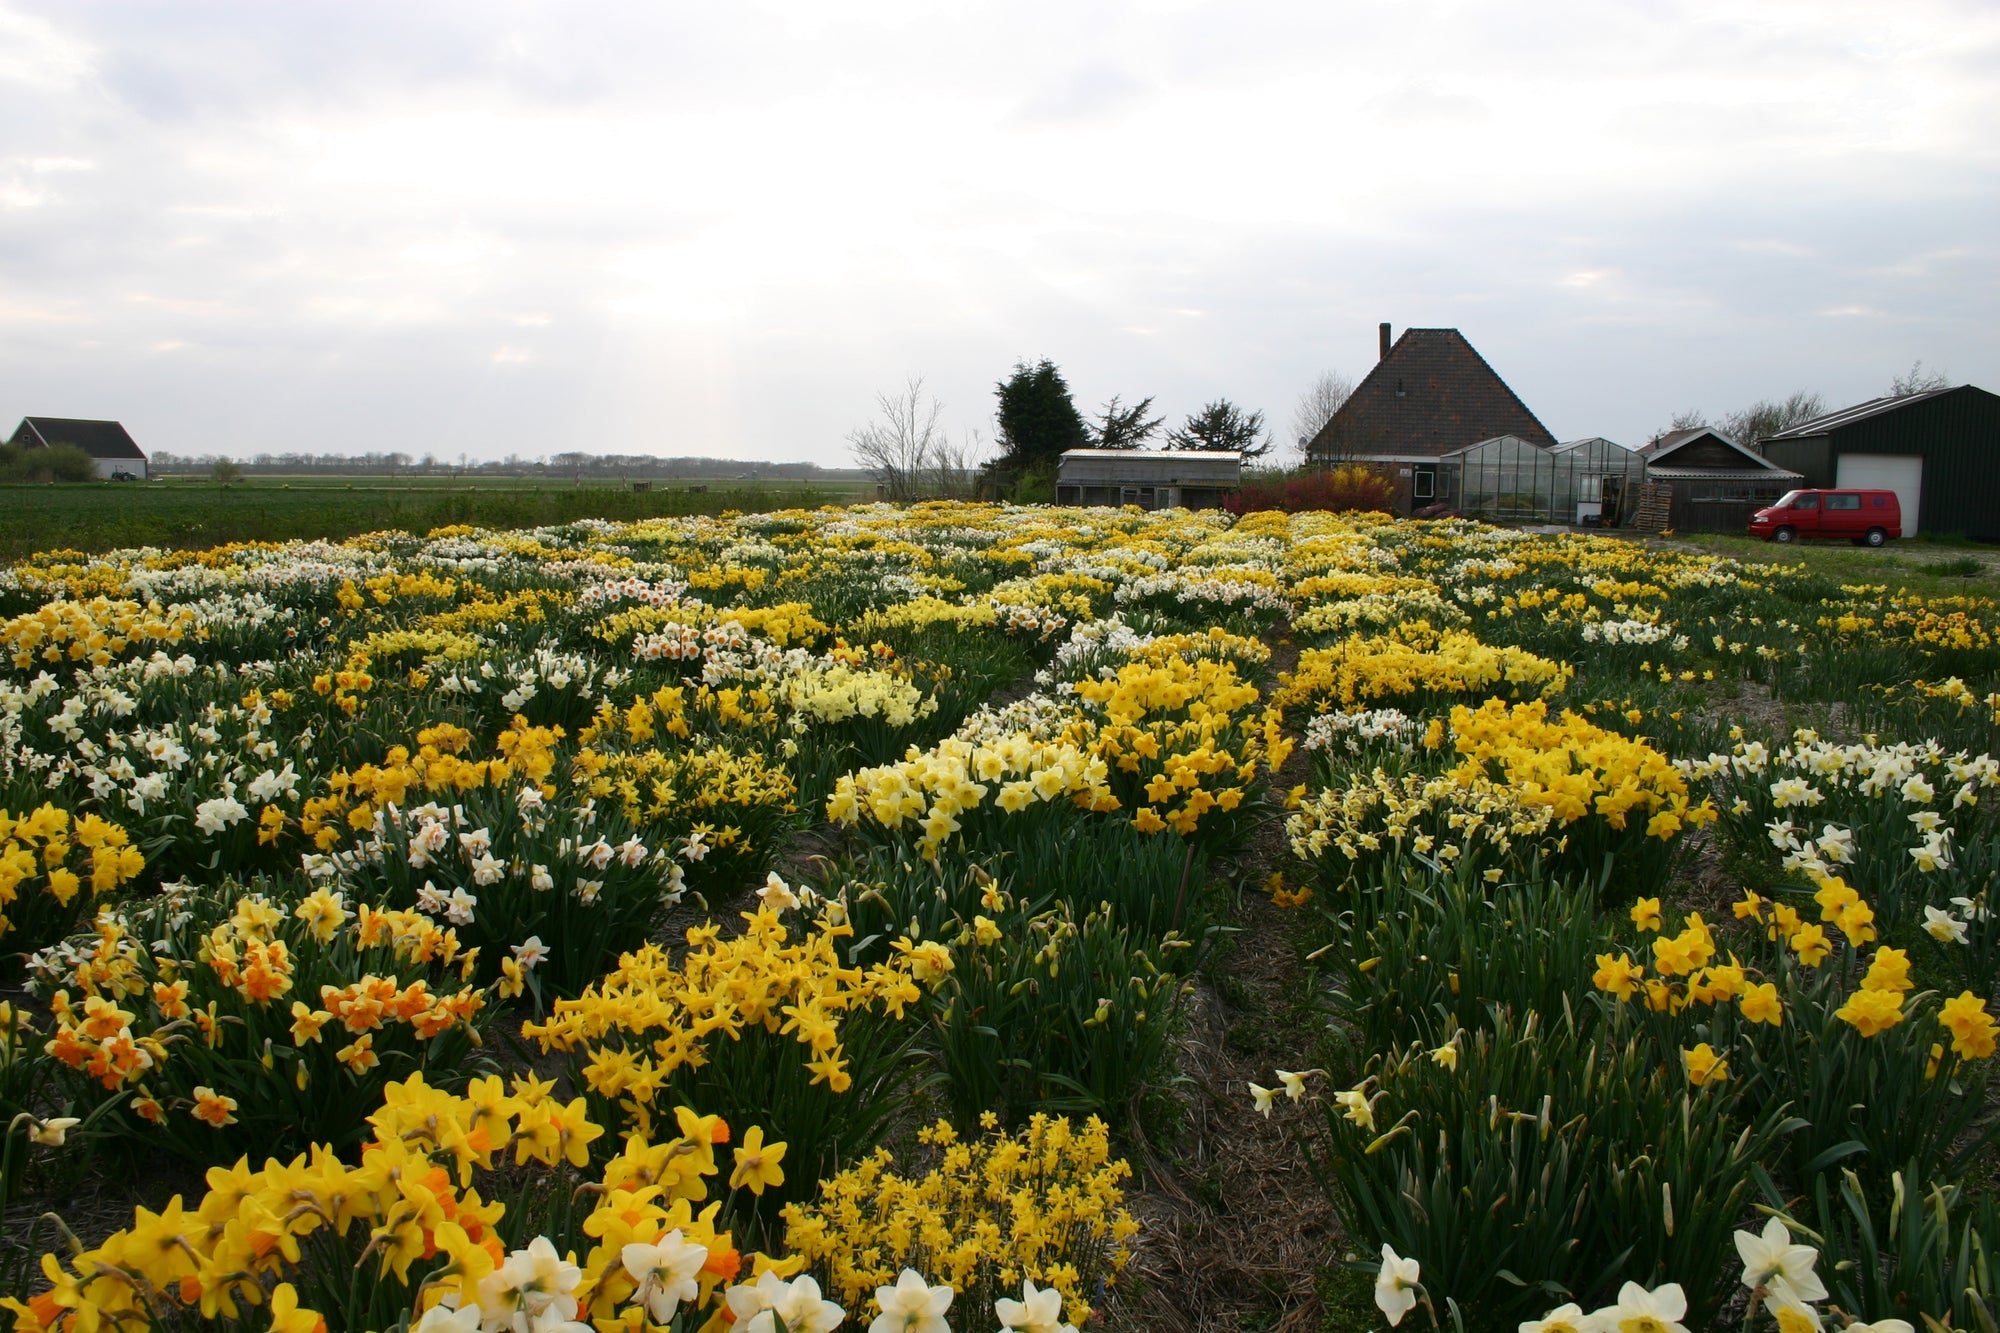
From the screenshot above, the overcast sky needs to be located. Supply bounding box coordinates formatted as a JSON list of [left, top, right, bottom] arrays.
[[2, 1, 1996, 466]]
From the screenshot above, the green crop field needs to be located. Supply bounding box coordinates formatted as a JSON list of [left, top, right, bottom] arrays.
[[0, 475, 875, 560]]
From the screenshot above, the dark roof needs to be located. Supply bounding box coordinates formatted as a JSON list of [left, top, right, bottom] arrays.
[[13, 417, 145, 460], [1307, 328, 1556, 459], [1637, 427, 1772, 469], [1765, 387, 1958, 439]]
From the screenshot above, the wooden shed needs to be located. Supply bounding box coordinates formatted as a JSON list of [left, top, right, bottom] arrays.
[[1760, 385, 2000, 539], [1633, 428, 1801, 533], [1055, 449, 1241, 510]]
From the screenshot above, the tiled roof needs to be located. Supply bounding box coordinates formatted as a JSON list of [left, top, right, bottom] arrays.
[[1307, 328, 1556, 460]]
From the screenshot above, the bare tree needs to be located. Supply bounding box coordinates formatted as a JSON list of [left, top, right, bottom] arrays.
[[1891, 361, 1951, 397], [1719, 391, 1825, 450], [848, 377, 979, 502], [1291, 370, 1356, 462]]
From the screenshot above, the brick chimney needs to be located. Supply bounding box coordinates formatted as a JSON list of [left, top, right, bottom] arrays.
[[1379, 322, 1392, 361]]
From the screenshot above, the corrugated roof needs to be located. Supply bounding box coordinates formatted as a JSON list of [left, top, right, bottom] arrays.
[[1647, 466, 1803, 480], [1058, 449, 1243, 461], [1765, 388, 1957, 439]]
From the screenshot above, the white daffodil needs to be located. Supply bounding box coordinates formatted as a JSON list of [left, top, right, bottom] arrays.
[[1276, 1068, 1318, 1099], [28, 1116, 80, 1146], [1374, 1245, 1421, 1327], [1590, 1281, 1689, 1333], [620, 1230, 709, 1325], [868, 1268, 953, 1333], [995, 1278, 1078, 1333], [1736, 1217, 1826, 1301], [1516, 1303, 1590, 1333], [411, 1302, 484, 1333], [725, 1270, 845, 1333], [1248, 1082, 1277, 1117], [1924, 905, 1969, 944], [759, 872, 803, 913]]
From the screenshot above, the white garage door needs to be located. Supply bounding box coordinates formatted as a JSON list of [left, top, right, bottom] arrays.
[[1837, 454, 1922, 537]]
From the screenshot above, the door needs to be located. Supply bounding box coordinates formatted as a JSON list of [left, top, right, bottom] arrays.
[[1836, 454, 1920, 536], [1823, 491, 1864, 536], [1784, 491, 1821, 534]]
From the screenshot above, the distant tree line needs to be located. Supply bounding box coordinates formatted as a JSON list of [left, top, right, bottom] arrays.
[[147, 451, 867, 481]]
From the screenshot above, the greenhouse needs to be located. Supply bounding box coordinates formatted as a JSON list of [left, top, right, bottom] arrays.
[[1437, 434, 1648, 526]]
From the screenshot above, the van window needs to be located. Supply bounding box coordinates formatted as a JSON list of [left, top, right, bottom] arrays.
[[1789, 494, 1819, 510], [1826, 494, 1861, 511]]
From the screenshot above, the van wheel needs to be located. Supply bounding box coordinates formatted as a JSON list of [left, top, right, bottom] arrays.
[[1865, 527, 1887, 547], [1773, 526, 1796, 544]]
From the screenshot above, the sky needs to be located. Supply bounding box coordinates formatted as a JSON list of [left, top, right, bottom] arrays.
[[1, 0, 1996, 467]]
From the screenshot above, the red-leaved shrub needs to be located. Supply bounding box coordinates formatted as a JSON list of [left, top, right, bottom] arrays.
[[1224, 465, 1398, 515]]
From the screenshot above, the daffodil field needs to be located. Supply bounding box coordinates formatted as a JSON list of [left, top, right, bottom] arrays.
[[0, 504, 1997, 1333]]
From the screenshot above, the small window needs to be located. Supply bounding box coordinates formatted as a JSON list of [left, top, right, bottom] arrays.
[[1413, 468, 1435, 501], [1827, 493, 1861, 511]]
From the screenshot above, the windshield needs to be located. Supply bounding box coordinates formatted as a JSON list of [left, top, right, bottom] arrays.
[[1773, 490, 1807, 508]]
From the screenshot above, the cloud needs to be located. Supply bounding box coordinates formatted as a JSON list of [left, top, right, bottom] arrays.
[[0, 0, 1994, 463]]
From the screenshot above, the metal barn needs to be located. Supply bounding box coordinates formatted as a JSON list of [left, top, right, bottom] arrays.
[[1761, 386, 2000, 540]]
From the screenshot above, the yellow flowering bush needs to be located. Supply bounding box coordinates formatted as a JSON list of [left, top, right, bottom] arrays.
[[1288, 701, 1705, 894], [5, 1072, 782, 1333], [781, 1113, 1138, 1327], [0, 804, 147, 956], [39, 883, 490, 1164], [1591, 879, 1996, 1185], [0, 597, 195, 670], [1276, 628, 1571, 713], [525, 906, 950, 1210]]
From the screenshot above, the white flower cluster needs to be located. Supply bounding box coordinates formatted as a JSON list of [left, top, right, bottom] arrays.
[[1302, 708, 1419, 755], [1579, 617, 1679, 646]]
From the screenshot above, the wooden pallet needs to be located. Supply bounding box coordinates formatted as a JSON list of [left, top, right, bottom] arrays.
[[1633, 481, 1673, 532]]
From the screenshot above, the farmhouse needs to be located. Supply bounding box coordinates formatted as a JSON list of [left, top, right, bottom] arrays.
[[1305, 324, 1556, 514], [1055, 449, 1240, 510], [8, 417, 148, 479], [1631, 427, 1802, 534], [1759, 385, 2000, 540]]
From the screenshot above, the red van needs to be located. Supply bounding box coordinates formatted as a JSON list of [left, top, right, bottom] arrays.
[[1747, 489, 1902, 546]]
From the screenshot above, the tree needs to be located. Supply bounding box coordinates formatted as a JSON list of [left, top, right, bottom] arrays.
[[1291, 370, 1355, 458], [1167, 399, 1270, 457], [0, 442, 96, 483], [993, 360, 1091, 471], [1891, 361, 1950, 397], [210, 457, 243, 484], [1092, 395, 1163, 450], [848, 377, 979, 502], [1719, 392, 1824, 450]]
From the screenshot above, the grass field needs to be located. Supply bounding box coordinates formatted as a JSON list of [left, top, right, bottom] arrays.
[[0, 475, 875, 560], [1661, 530, 2000, 600]]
